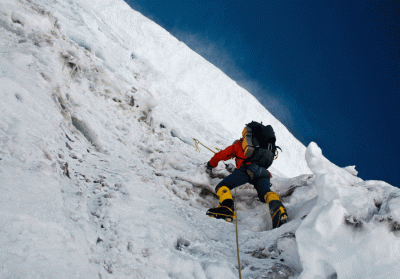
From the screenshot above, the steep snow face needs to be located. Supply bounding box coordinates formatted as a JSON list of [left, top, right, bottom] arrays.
[[1, 0, 400, 279], [32, 0, 311, 178], [0, 0, 310, 277]]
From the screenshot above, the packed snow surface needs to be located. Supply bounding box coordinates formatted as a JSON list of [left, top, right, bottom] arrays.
[[0, 0, 399, 278]]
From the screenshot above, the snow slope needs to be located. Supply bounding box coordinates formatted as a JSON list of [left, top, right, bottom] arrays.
[[0, 0, 399, 278]]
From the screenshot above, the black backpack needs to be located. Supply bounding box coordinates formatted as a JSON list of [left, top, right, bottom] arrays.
[[241, 121, 280, 169]]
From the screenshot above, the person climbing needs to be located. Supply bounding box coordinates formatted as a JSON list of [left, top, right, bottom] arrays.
[[205, 121, 287, 229]]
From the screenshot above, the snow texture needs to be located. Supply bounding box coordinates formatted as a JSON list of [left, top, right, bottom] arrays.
[[0, 0, 399, 278]]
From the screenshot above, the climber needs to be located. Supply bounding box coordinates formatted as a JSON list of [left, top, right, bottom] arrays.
[[205, 121, 287, 229]]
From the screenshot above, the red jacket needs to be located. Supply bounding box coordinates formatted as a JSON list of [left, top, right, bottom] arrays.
[[208, 139, 249, 169]]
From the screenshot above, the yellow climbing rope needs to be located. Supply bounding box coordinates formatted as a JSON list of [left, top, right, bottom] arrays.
[[192, 138, 221, 154], [234, 189, 242, 279]]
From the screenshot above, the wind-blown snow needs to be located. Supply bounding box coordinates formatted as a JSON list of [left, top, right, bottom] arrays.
[[0, 0, 399, 278]]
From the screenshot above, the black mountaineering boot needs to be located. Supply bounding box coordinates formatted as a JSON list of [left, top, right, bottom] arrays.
[[206, 186, 236, 222], [265, 191, 288, 229]]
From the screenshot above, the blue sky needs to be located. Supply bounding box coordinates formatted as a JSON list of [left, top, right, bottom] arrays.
[[125, 0, 399, 186]]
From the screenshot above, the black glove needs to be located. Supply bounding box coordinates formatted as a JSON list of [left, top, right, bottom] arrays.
[[205, 162, 213, 176], [225, 163, 236, 173]]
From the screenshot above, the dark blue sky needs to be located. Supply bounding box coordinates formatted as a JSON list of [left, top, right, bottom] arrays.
[[125, 0, 399, 186]]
